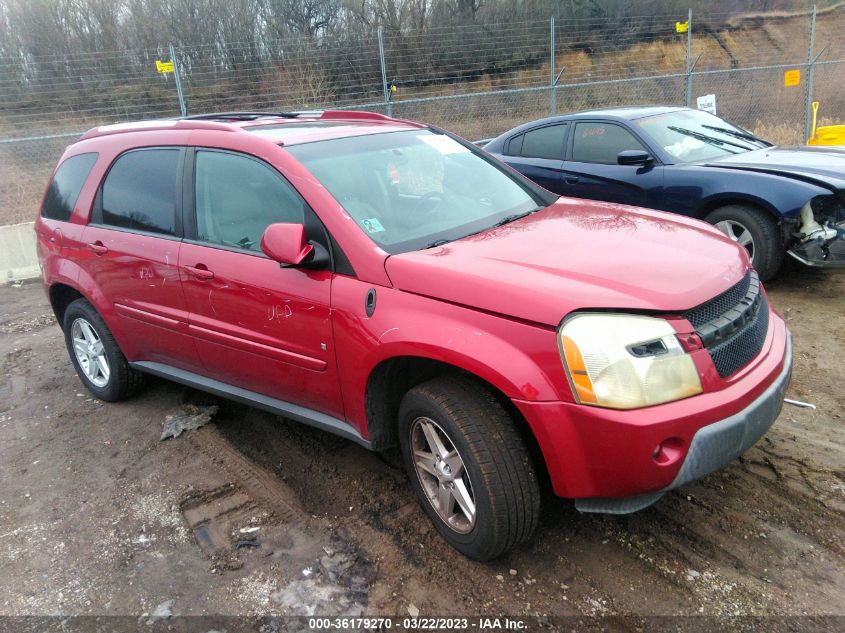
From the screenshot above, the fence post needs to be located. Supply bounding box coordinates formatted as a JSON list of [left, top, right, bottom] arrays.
[[803, 5, 817, 142], [169, 43, 187, 117], [683, 8, 693, 107], [550, 16, 556, 115], [377, 27, 392, 117]]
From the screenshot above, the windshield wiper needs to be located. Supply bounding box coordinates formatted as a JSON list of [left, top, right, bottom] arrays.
[[494, 210, 536, 227], [424, 238, 452, 249], [701, 124, 771, 147], [667, 126, 746, 153]]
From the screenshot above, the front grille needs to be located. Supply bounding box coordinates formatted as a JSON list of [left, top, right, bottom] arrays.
[[707, 294, 770, 377], [685, 272, 751, 329], [684, 271, 769, 378]]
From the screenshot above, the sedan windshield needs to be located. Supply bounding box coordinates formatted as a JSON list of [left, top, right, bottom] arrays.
[[286, 129, 552, 253], [634, 109, 770, 163]]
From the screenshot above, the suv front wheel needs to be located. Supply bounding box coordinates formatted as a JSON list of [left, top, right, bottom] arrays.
[[63, 298, 144, 401], [398, 376, 540, 560]]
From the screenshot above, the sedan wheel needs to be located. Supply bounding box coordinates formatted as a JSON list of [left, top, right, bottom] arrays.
[[715, 219, 755, 263], [410, 416, 476, 534]]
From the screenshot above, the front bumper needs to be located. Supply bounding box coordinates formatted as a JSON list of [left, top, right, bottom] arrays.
[[575, 333, 792, 513], [513, 314, 791, 506]]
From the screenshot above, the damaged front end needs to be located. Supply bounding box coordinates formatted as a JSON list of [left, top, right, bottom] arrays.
[[788, 193, 845, 267]]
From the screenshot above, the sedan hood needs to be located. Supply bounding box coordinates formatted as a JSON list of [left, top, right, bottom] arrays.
[[385, 198, 750, 326], [705, 146, 845, 190]]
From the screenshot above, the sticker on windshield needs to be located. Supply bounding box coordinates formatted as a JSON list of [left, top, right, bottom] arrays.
[[417, 134, 470, 155], [362, 218, 385, 234]]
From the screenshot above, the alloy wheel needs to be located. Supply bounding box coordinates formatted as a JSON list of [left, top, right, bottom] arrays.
[[71, 317, 110, 388], [715, 219, 755, 263], [410, 416, 476, 534]]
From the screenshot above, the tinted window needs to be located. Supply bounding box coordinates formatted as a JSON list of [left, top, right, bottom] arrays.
[[101, 149, 179, 235], [572, 123, 645, 164], [504, 134, 523, 156], [194, 150, 306, 252], [520, 124, 567, 160], [41, 153, 98, 221]]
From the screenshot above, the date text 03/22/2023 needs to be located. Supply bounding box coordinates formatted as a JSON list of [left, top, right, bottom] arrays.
[[307, 617, 527, 630]]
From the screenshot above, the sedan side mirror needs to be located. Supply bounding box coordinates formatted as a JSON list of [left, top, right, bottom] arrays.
[[617, 150, 653, 166], [260, 223, 329, 269]]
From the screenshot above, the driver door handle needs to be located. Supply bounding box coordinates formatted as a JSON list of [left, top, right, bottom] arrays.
[[184, 264, 214, 280], [564, 175, 580, 184]]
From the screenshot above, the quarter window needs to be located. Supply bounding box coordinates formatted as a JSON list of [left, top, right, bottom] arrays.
[[100, 149, 179, 235], [41, 153, 98, 221], [194, 150, 306, 252], [572, 123, 646, 164]]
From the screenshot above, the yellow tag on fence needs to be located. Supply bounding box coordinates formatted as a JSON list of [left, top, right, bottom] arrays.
[[784, 69, 801, 87], [676, 21, 689, 33], [156, 60, 175, 74]]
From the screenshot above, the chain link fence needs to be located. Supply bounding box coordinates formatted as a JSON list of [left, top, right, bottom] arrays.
[[2, 5, 844, 225]]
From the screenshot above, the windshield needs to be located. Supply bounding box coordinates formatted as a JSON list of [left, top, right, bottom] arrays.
[[634, 109, 770, 163], [285, 129, 552, 253]]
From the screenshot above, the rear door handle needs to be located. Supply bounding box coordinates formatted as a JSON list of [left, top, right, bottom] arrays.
[[184, 264, 214, 280], [564, 175, 580, 184], [87, 241, 108, 255]]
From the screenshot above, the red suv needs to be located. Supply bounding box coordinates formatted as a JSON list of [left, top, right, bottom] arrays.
[[36, 111, 791, 560]]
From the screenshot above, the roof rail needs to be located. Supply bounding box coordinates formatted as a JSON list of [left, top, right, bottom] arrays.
[[78, 118, 238, 141], [181, 111, 309, 121], [319, 110, 393, 122], [319, 109, 426, 128]]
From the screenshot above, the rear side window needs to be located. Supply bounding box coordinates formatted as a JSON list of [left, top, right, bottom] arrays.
[[41, 153, 98, 221], [571, 122, 645, 164], [504, 124, 568, 160], [100, 149, 180, 235], [521, 124, 568, 160], [194, 150, 306, 252]]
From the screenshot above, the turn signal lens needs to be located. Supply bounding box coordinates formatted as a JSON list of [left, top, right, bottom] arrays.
[[558, 314, 703, 410]]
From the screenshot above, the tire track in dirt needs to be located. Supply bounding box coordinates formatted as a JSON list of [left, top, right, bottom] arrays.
[[188, 425, 302, 523]]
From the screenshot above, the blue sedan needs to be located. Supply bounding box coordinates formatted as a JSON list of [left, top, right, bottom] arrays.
[[480, 106, 845, 280]]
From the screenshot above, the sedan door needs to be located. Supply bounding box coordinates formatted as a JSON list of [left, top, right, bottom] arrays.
[[497, 123, 569, 193], [562, 121, 664, 207], [179, 148, 344, 418]]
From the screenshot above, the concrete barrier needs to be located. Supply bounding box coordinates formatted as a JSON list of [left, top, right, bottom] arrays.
[[1, 221, 40, 282]]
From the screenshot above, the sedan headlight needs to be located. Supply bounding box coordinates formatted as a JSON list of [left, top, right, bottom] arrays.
[[558, 313, 702, 410]]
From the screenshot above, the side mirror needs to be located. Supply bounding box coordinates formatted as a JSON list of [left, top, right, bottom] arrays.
[[260, 223, 328, 269], [617, 150, 653, 166]]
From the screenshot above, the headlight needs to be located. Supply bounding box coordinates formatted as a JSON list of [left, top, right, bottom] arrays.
[[558, 313, 702, 410]]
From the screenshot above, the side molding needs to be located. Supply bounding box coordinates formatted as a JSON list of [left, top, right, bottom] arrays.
[[130, 361, 372, 449]]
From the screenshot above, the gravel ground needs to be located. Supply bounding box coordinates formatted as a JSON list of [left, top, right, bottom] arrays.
[[0, 260, 843, 625]]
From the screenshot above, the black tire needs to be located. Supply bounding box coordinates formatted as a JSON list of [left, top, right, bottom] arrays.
[[63, 298, 145, 401], [705, 204, 784, 282], [398, 376, 540, 560]]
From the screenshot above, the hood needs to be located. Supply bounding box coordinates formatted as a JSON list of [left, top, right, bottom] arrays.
[[385, 198, 750, 326], [704, 146, 845, 190]]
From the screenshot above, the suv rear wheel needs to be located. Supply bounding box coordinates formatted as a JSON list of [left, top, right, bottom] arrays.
[[398, 376, 540, 560], [63, 298, 144, 401]]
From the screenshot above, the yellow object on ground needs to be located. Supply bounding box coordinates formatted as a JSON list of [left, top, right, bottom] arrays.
[[807, 101, 845, 145]]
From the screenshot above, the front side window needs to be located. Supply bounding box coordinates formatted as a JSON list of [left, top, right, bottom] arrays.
[[41, 153, 98, 221], [194, 150, 307, 252], [571, 122, 646, 164], [287, 130, 552, 254], [100, 149, 179, 235]]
